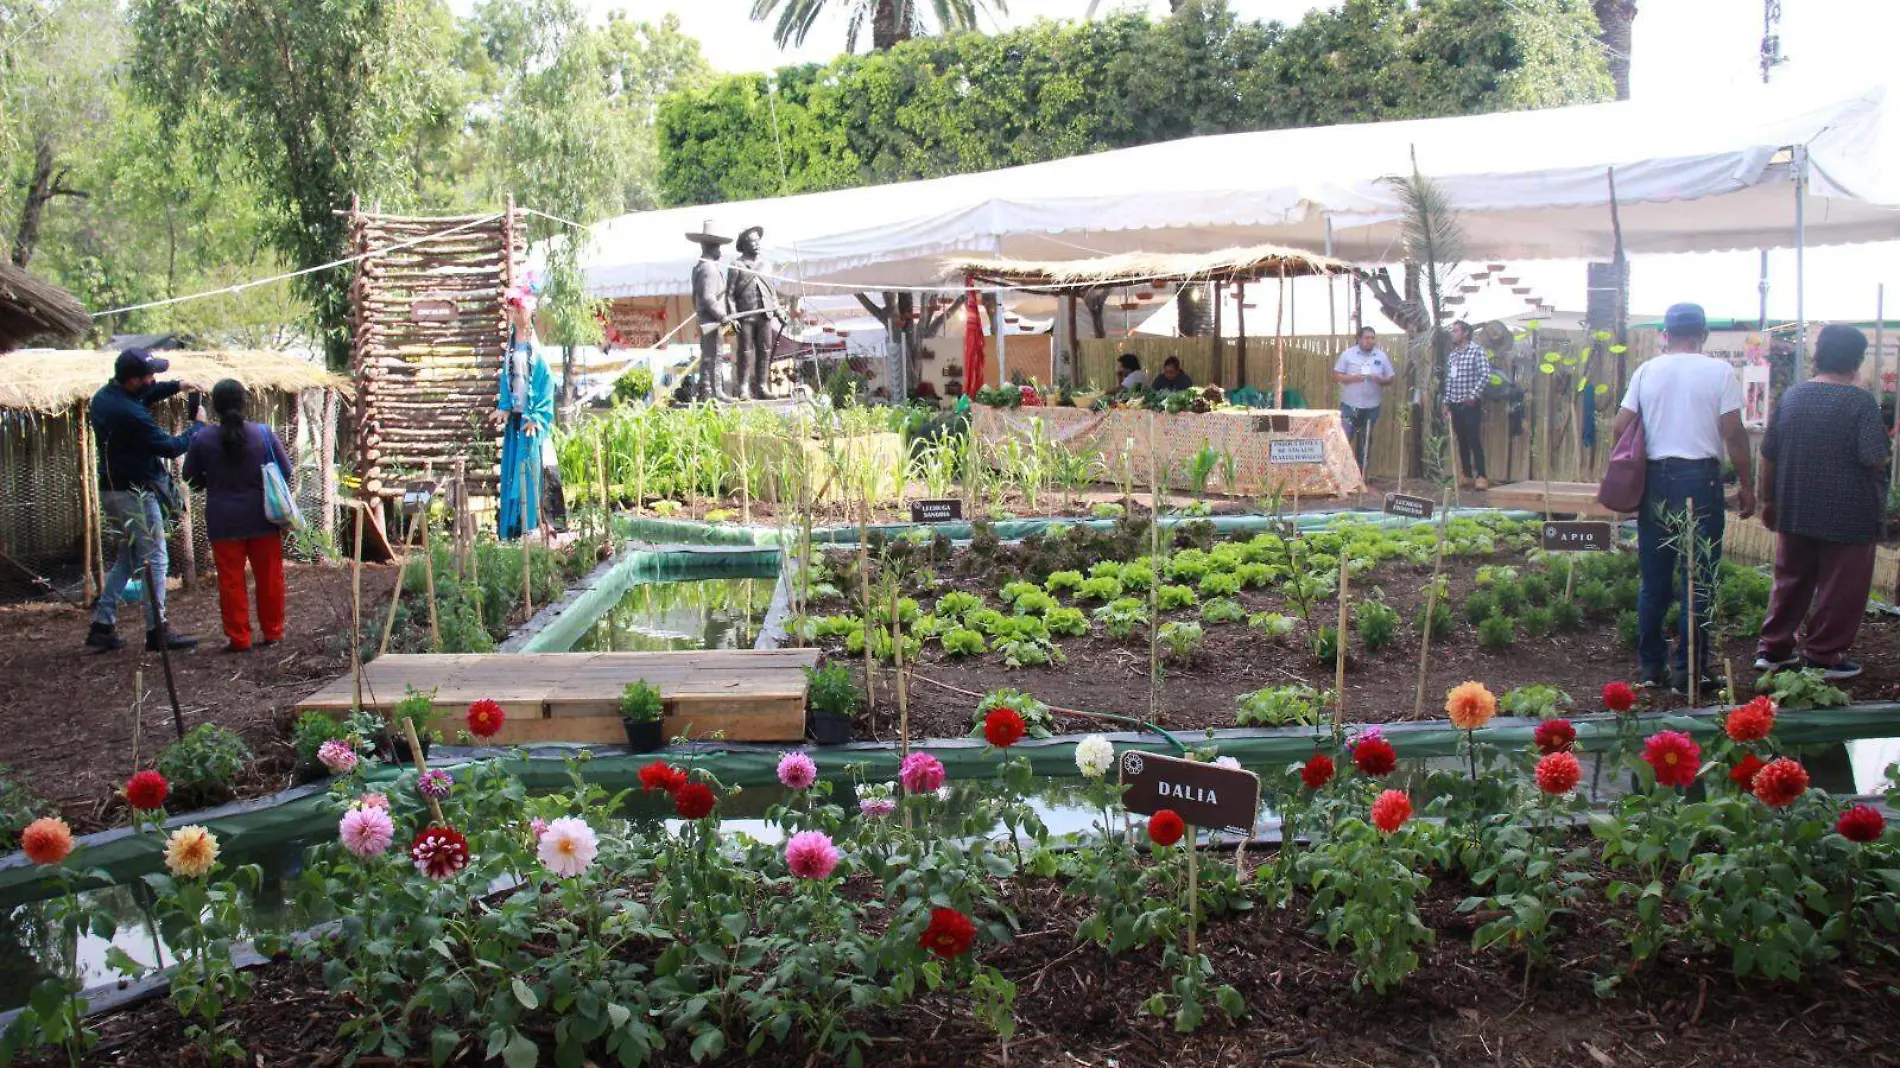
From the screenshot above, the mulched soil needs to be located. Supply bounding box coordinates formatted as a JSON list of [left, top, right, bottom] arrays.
[[42, 860, 1900, 1067], [0, 563, 397, 833], [815, 530, 1900, 743]]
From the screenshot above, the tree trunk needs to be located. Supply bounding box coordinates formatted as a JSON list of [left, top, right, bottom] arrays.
[[1593, 1, 1636, 101], [11, 135, 85, 268], [872, 0, 910, 50], [1083, 290, 1108, 338], [561, 345, 576, 421]]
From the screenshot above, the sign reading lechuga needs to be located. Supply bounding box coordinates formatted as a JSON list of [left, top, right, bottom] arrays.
[[1119, 751, 1261, 835]]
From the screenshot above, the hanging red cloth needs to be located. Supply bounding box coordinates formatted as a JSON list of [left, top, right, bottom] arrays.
[[962, 274, 987, 396]]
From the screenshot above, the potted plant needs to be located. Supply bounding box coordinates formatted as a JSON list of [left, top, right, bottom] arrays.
[[619, 679, 666, 752], [385, 686, 441, 764], [804, 662, 860, 746]]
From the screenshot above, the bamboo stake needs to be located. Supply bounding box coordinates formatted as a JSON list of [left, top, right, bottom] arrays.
[[595, 435, 611, 559], [378, 508, 418, 656], [421, 510, 440, 651], [350, 500, 366, 715], [77, 404, 96, 601], [1333, 553, 1350, 735], [859, 473, 877, 710], [400, 715, 446, 826], [891, 583, 909, 756], [1148, 414, 1164, 723], [1274, 263, 1288, 408], [1412, 489, 1454, 720], [1185, 823, 1199, 958], [1686, 497, 1698, 706]]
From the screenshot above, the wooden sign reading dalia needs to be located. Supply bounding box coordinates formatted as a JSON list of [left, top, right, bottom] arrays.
[[1119, 751, 1261, 835]]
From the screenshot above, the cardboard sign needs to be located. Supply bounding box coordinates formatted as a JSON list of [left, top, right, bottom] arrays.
[[1268, 438, 1326, 465], [1542, 520, 1614, 552], [606, 299, 669, 349], [1382, 492, 1435, 520], [410, 299, 458, 323], [909, 498, 963, 523], [1119, 751, 1261, 835]]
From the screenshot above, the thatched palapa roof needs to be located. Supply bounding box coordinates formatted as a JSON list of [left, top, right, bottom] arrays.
[[0, 349, 346, 414], [0, 263, 90, 351], [943, 244, 1355, 292]]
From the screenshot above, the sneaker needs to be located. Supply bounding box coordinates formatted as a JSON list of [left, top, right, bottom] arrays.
[[146, 628, 200, 652], [222, 642, 252, 654], [1803, 658, 1862, 681], [1753, 651, 1801, 672], [1670, 667, 1722, 697], [1637, 664, 1669, 689], [84, 623, 124, 653]]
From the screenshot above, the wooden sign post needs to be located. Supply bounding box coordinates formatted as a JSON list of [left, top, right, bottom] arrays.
[[1121, 751, 1261, 958], [1541, 520, 1614, 552], [909, 498, 963, 524]]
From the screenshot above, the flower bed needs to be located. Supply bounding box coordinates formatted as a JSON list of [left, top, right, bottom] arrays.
[[4, 691, 1897, 1067], [788, 513, 1900, 740]]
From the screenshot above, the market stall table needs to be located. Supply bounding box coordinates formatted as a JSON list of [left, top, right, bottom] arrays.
[[973, 405, 1364, 498]]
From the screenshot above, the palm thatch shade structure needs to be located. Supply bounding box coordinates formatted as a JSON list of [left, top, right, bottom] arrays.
[[942, 243, 1354, 291], [0, 349, 344, 414], [0, 350, 346, 594], [0, 263, 89, 351]]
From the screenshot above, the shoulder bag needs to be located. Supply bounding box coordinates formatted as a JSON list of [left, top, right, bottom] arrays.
[[1595, 375, 1646, 514]]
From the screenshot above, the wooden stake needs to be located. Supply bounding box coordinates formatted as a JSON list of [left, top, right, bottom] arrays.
[[1333, 553, 1350, 734], [400, 715, 446, 826], [1686, 497, 1698, 706], [1148, 413, 1162, 724], [594, 435, 611, 558], [421, 511, 440, 651], [77, 403, 96, 601], [1274, 263, 1288, 408], [143, 560, 186, 741], [1412, 489, 1454, 720], [1185, 823, 1199, 958], [350, 501, 365, 715], [378, 509, 420, 656], [891, 583, 909, 756]]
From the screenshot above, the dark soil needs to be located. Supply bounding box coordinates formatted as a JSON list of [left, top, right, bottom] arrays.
[[0, 563, 398, 833], [43, 862, 1900, 1067], [813, 530, 1900, 743]]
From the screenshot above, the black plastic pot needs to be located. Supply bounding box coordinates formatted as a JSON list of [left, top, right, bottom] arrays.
[[808, 710, 853, 746], [293, 759, 330, 785], [623, 719, 664, 752], [385, 731, 432, 765]]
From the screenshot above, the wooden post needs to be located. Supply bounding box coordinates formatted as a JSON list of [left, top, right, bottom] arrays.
[[77, 403, 97, 601], [595, 435, 611, 558], [1209, 280, 1223, 387], [378, 509, 420, 656], [143, 560, 186, 741], [350, 501, 365, 715], [1274, 263, 1288, 409], [1412, 489, 1453, 720], [1333, 553, 1350, 734], [1235, 281, 1248, 390], [421, 506, 440, 651], [1065, 294, 1080, 386], [891, 583, 909, 756]]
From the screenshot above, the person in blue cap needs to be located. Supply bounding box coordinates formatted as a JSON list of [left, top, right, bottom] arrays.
[[85, 349, 203, 653], [1609, 303, 1755, 694]]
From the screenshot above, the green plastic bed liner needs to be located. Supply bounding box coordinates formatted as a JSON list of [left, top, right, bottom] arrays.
[[4, 701, 1894, 907], [508, 545, 781, 653]]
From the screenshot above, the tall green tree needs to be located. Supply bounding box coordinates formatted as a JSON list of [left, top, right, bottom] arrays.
[[128, 0, 459, 366], [749, 0, 1008, 53], [1, 0, 121, 268]]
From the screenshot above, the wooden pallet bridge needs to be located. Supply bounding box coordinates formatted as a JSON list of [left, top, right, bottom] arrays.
[[296, 649, 820, 744]]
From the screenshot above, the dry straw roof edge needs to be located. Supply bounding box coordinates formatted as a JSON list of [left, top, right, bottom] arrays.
[[0, 349, 347, 414], [943, 244, 1355, 290], [0, 263, 90, 350]]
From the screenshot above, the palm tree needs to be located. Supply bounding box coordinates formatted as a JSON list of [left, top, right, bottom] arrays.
[[748, 0, 1006, 53]]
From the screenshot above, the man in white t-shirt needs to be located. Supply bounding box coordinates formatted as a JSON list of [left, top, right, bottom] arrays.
[[1609, 302, 1755, 694], [1332, 326, 1394, 473]]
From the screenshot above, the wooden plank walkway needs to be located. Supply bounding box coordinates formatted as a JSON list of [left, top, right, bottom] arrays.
[[297, 649, 820, 744]]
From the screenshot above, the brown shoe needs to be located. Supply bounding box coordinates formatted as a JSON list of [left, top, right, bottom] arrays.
[[1474, 477, 1489, 491]]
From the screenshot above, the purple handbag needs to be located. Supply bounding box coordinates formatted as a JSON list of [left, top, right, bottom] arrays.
[[1596, 406, 1646, 514]]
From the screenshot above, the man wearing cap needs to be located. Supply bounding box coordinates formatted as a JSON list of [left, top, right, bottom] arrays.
[[85, 349, 202, 652], [1610, 303, 1755, 693], [727, 225, 784, 400], [687, 221, 732, 402]]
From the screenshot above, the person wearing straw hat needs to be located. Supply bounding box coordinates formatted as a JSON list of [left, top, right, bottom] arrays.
[[687, 220, 733, 402], [727, 224, 785, 400]]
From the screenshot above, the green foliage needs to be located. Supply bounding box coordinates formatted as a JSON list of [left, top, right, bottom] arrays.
[[1094, 597, 1149, 638], [1164, 550, 1211, 583], [1200, 597, 1245, 625], [1519, 572, 1551, 606], [1091, 502, 1125, 520], [1118, 561, 1156, 591], [1762, 669, 1850, 711], [940, 627, 987, 657], [1490, 580, 1525, 617], [1300, 816, 1438, 993], [1156, 584, 1197, 612], [1158, 620, 1204, 660], [1197, 571, 1241, 598], [1354, 599, 1400, 652], [1011, 590, 1057, 617], [1499, 685, 1570, 719], [0, 766, 43, 843], [1463, 589, 1495, 624], [610, 364, 655, 405], [1476, 613, 1516, 651], [999, 580, 1040, 605], [618, 679, 665, 723], [1418, 599, 1453, 641], [1077, 575, 1125, 602], [1044, 570, 1085, 594], [970, 689, 1057, 738], [1235, 684, 1327, 728], [935, 590, 982, 619], [1616, 608, 1640, 650], [1520, 605, 1555, 638], [803, 662, 859, 719], [1312, 623, 1341, 666], [1042, 606, 1090, 637], [1233, 561, 1273, 589], [291, 711, 354, 765], [1248, 611, 1296, 640], [1548, 598, 1582, 632], [157, 724, 252, 800]]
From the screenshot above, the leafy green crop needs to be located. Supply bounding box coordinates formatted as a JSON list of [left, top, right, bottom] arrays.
[[1235, 684, 1327, 727], [1156, 584, 1197, 611], [1354, 600, 1400, 651], [1200, 597, 1245, 624], [941, 627, 987, 657], [1043, 606, 1090, 636], [1476, 613, 1517, 651]]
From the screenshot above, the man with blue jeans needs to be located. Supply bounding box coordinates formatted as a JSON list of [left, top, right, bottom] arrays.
[[1333, 327, 1393, 475], [86, 349, 202, 653], [1610, 304, 1755, 695]]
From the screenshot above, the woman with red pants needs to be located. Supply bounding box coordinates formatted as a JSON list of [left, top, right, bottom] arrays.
[[183, 379, 291, 653]]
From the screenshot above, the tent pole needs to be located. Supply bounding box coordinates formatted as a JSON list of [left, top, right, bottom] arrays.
[[1325, 218, 1337, 338], [1794, 145, 1808, 383], [1209, 280, 1222, 387], [1274, 262, 1287, 409], [1236, 281, 1248, 390]]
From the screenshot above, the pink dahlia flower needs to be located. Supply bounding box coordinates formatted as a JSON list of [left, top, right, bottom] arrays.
[[785, 830, 841, 880]]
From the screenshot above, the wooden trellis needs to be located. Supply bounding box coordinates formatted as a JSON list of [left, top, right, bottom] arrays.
[[348, 199, 521, 555]]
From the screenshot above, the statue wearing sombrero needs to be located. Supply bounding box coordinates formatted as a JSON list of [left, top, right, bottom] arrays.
[[688, 220, 732, 402], [727, 224, 785, 400]]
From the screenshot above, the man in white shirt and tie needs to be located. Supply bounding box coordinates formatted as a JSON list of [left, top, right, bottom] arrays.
[[1333, 326, 1394, 474]]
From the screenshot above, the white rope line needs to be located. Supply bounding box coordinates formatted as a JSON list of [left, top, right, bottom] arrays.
[[89, 212, 506, 318]]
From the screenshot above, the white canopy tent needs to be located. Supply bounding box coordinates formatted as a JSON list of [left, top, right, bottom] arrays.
[[544, 78, 1900, 301]]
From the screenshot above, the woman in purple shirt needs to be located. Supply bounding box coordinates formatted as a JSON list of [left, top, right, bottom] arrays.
[[182, 380, 293, 653]]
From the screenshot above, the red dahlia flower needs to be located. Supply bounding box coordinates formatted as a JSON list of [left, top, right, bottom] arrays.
[[465, 699, 506, 740], [1370, 790, 1412, 834], [1729, 752, 1767, 788], [639, 760, 688, 795], [983, 707, 1026, 749], [1147, 809, 1185, 847], [1351, 736, 1397, 777], [673, 782, 717, 820], [1533, 718, 1576, 754], [1300, 753, 1335, 790], [1601, 682, 1637, 713], [1723, 696, 1775, 743], [124, 770, 169, 811], [919, 907, 977, 959], [1836, 805, 1886, 843], [1534, 752, 1582, 795], [1750, 758, 1809, 809], [409, 825, 470, 881], [1641, 730, 1701, 788]]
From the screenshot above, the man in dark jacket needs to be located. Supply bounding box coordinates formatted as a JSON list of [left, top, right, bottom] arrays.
[[86, 349, 201, 652]]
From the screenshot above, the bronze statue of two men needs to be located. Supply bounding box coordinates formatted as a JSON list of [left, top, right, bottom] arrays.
[[687, 220, 783, 402]]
